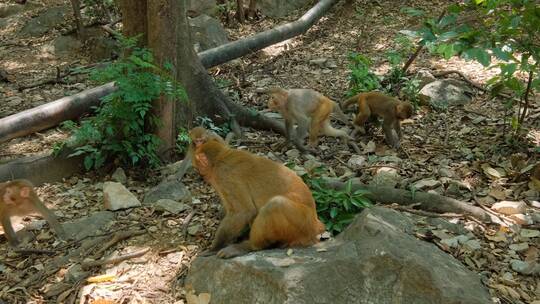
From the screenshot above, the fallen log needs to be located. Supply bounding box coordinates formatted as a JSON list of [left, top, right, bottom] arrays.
[[0, 82, 116, 143], [324, 179, 491, 222], [0, 148, 84, 185], [199, 0, 338, 67], [0, 0, 337, 144]]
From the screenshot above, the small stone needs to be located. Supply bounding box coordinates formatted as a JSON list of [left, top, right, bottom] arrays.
[[111, 167, 127, 184], [510, 259, 540, 275], [412, 178, 441, 190], [347, 155, 366, 170], [103, 182, 141, 211], [188, 224, 201, 235], [285, 149, 300, 159], [155, 199, 189, 214], [309, 58, 327, 67], [508, 214, 533, 225], [520, 229, 540, 238], [65, 264, 89, 283], [438, 167, 454, 178], [463, 239, 482, 251], [509, 243, 529, 252], [491, 201, 527, 215]]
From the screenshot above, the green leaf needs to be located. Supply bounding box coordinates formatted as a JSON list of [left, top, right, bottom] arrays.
[[463, 48, 491, 66], [84, 156, 94, 170], [492, 47, 511, 61]]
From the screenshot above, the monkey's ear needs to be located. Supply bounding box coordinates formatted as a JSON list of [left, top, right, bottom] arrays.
[[19, 186, 31, 198]]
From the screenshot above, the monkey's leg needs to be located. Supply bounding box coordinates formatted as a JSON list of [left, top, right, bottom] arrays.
[[382, 119, 400, 148], [31, 199, 67, 240], [1, 215, 20, 246], [217, 196, 319, 259], [292, 118, 316, 154]]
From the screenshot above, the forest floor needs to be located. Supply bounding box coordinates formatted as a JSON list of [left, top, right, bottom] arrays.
[[0, 0, 539, 303]]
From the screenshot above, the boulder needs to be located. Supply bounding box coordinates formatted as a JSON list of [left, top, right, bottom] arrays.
[[186, 207, 491, 304], [419, 79, 473, 109], [20, 6, 70, 37], [103, 182, 141, 211], [188, 14, 228, 52]]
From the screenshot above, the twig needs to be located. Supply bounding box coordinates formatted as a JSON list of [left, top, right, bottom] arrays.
[[81, 248, 150, 270], [182, 210, 196, 238], [95, 229, 146, 256], [389, 205, 464, 218], [13, 248, 56, 255], [432, 70, 486, 92]]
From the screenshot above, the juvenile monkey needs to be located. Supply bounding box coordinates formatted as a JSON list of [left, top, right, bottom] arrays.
[[173, 127, 229, 181], [343, 91, 413, 148], [0, 180, 66, 246], [265, 87, 352, 150], [190, 127, 325, 259]]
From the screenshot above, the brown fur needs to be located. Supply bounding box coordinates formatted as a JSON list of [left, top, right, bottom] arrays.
[[343, 91, 413, 148], [266, 87, 351, 148], [0, 180, 66, 246], [190, 128, 324, 258]]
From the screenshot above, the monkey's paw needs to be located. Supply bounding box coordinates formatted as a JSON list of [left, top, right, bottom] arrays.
[[216, 245, 247, 259]]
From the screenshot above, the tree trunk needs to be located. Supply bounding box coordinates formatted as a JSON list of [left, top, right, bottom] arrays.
[[147, 0, 179, 159], [117, 0, 148, 45], [175, 0, 282, 135]]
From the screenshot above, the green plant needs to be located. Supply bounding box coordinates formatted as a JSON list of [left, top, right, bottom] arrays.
[[176, 127, 191, 154], [195, 116, 231, 138], [347, 53, 381, 96], [305, 177, 372, 235], [59, 35, 185, 170], [411, 0, 539, 130]]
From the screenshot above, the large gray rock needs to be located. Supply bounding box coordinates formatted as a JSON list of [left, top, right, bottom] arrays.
[[258, 0, 312, 18], [188, 14, 229, 52], [103, 182, 141, 211], [187, 0, 218, 17], [143, 179, 191, 205], [20, 6, 69, 37], [186, 207, 491, 304], [419, 79, 473, 109]]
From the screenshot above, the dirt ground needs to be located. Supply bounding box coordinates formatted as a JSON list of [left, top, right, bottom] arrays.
[[0, 0, 539, 303]]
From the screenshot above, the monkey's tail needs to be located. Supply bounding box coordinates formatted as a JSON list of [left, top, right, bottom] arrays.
[[342, 94, 360, 109]]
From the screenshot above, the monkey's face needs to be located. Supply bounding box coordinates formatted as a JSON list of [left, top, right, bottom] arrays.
[[397, 103, 414, 120]]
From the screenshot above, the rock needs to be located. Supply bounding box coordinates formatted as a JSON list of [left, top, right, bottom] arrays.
[[508, 214, 533, 225], [419, 79, 473, 109], [65, 264, 90, 283], [188, 14, 228, 52], [416, 69, 436, 87], [86, 33, 118, 60], [186, 207, 492, 304], [412, 178, 441, 190], [20, 6, 70, 37], [370, 167, 401, 188], [438, 167, 455, 178], [510, 259, 540, 275], [520, 228, 540, 238], [111, 167, 127, 184], [285, 149, 300, 159], [309, 58, 327, 67], [103, 182, 141, 211], [143, 179, 191, 205], [62, 211, 115, 240], [346, 155, 366, 170], [0, 4, 25, 18], [463, 239, 482, 251], [509, 243, 529, 252], [188, 224, 202, 235], [258, 0, 312, 18], [187, 0, 218, 17], [6, 96, 23, 107], [155, 199, 189, 214], [491, 201, 527, 215], [52, 35, 82, 55]]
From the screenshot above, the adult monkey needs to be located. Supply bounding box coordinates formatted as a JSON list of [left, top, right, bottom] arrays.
[[190, 127, 324, 258]]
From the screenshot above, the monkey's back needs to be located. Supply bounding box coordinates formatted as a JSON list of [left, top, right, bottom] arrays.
[[212, 148, 316, 210]]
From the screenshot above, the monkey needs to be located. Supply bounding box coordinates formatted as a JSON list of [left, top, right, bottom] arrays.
[[189, 127, 325, 259], [265, 87, 352, 151], [0, 180, 67, 246], [342, 91, 414, 148]]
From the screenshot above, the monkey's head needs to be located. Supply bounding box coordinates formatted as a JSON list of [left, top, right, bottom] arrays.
[[266, 88, 287, 111], [189, 127, 209, 148], [0, 181, 33, 206], [396, 102, 414, 120]]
